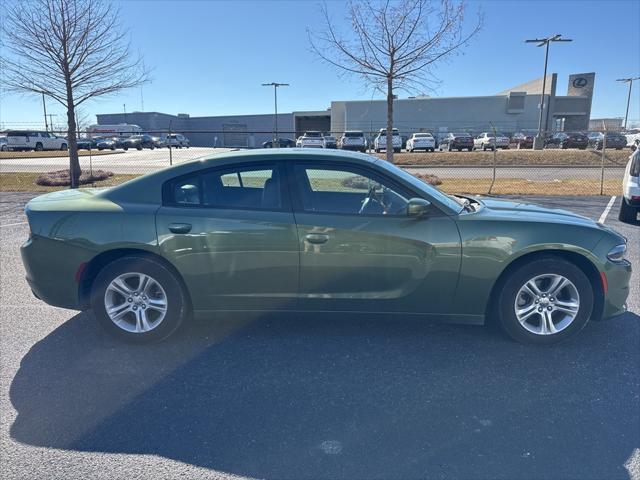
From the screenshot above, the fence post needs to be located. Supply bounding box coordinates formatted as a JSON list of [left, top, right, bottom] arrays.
[[600, 121, 606, 195], [168, 120, 173, 166], [488, 122, 497, 195]]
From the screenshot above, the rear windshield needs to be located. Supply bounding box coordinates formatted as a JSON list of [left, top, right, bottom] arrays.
[[304, 132, 322, 137], [454, 133, 471, 137], [414, 133, 432, 138], [344, 131, 364, 137]]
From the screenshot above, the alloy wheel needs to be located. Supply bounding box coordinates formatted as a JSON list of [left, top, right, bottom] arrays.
[[514, 274, 580, 335], [104, 272, 168, 333]]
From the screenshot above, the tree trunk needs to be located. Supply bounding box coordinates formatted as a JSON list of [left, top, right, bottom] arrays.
[[65, 82, 81, 188], [386, 75, 394, 163]]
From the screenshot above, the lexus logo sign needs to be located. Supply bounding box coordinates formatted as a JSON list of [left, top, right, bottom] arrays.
[[572, 77, 588, 88]]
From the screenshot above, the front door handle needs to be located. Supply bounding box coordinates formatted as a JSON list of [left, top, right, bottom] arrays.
[[169, 223, 192, 234], [305, 233, 329, 244]]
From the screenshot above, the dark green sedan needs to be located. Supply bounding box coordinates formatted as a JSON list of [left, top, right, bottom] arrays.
[[21, 149, 631, 344]]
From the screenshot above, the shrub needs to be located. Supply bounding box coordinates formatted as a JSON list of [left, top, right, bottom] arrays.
[[35, 169, 114, 187]]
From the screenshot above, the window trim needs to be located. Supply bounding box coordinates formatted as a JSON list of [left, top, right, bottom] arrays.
[[285, 160, 426, 218], [162, 161, 291, 213]]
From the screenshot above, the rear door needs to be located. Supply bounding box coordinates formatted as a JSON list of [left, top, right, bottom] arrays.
[[287, 161, 461, 314], [156, 162, 299, 311]]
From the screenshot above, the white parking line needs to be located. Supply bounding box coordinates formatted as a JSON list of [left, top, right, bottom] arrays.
[[598, 196, 616, 224], [0, 221, 28, 228]]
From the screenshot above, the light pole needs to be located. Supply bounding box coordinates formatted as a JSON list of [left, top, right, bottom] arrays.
[[616, 77, 640, 130], [262, 82, 289, 147], [526, 34, 572, 149]]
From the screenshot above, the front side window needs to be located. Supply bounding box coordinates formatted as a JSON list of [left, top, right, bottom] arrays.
[[293, 165, 409, 216], [167, 164, 282, 210]]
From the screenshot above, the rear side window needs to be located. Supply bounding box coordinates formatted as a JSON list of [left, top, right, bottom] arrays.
[[166, 164, 283, 210]]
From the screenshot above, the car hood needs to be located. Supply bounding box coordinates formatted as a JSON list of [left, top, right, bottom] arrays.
[[476, 197, 600, 228]]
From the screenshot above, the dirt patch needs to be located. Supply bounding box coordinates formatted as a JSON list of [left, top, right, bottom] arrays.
[[36, 169, 114, 187], [0, 172, 140, 192]]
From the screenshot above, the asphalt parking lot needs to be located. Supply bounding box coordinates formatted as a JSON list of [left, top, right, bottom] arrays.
[[0, 193, 638, 480]]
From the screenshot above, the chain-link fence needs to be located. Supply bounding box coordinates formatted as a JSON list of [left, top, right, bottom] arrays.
[[0, 127, 635, 196]]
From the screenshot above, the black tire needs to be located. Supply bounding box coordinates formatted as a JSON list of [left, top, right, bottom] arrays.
[[35, 142, 43, 151], [111, 145, 116, 150], [60, 143, 67, 151], [467, 147, 473, 152], [482, 144, 487, 151], [123, 146, 129, 151], [137, 145, 143, 151], [496, 256, 594, 345], [447, 144, 453, 152], [91, 256, 189, 343], [618, 198, 638, 223]]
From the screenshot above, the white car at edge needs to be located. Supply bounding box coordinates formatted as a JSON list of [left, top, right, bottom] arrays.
[[619, 142, 640, 222]]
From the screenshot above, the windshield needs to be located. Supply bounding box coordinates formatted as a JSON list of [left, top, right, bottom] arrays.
[[344, 131, 363, 137], [374, 159, 464, 213], [304, 131, 322, 137]]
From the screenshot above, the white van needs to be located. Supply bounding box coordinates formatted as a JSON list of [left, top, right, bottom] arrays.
[[6, 130, 68, 151]]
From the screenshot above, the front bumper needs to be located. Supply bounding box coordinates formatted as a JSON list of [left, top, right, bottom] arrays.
[[601, 259, 632, 319]]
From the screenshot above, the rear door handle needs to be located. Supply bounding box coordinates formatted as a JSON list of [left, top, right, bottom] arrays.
[[305, 233, 329, 244], [169, 223, 192, 234]]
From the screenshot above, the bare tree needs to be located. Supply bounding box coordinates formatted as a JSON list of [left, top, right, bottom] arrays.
[[309, 0, 481, 162], [2, 0, 148, 187]]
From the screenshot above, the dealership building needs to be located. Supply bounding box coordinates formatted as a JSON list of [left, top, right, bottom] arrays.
[[96, 72, 595, 147]]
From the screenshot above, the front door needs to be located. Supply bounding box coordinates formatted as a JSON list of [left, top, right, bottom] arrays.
[[156, 162, 299, 311], [288, 162, 461, 314]]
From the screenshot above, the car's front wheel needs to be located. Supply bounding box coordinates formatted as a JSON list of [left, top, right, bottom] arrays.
[[91, 256, 189, 343], [497, 257, 593, 344]]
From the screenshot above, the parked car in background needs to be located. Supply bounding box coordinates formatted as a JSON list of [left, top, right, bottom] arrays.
[[474, 132, 510, 151], [0, 136, 8, 151], [624, 129, 640, 149], [76, 138, 99, 150], [6, 130, 68, 151], [511, 132, 534, 149], [545, 132, 589, 149], [339, 130, 367, 152], [588, 132, 627, 150], [164, 133, 190, 148], [21, 149, 631, 345], [123, 134, 156, 150], [262, 138, 295, 148], [297, 131, 324, 148], [374, 128, 402, 153], [439, 133, 474, 152], [619, 143, 640, 222], [151, 136, 166, 148], [406, 133, 436, 152], [96, 137, 124, 150], [323, 135, 337, 149]]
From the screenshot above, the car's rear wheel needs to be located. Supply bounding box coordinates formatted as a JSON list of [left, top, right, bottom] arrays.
[[91, 256, 188, 343], [35, 142, 43, 151], [497, 257, 593, 344], [619, 198, 638, 222], [60, 143, 67, 151]]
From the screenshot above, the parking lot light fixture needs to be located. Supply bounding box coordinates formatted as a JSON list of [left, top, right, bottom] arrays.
[[262, 82, 289, 148], [616, 77, 640, 130], [526, 34, 572, 150]]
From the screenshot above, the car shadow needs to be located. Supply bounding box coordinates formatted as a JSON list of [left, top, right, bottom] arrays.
[[10, 310, 640, 479]]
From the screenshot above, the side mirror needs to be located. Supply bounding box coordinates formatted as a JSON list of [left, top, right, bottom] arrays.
[[407, 198, 431, 217]]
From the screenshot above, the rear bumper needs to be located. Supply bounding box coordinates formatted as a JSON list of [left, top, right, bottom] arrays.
[[21, 235, 83, 310]]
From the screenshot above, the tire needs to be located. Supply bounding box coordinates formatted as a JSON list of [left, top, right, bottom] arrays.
[[618, 198, 638, 223], [137, 146, 143, 151], [35, 142, 43, 151], [123, 146, 128, 151], [1, 145, 7, 151], [468, 147, 473, 152], [111, 146, 116, 151], [91, 256, 189, 343], [496, 256, 594, 345], [447, 144, 453, 152], [482, 144, 487, 151], [375, 148, 380, 153], [60, 143, 67, 151]]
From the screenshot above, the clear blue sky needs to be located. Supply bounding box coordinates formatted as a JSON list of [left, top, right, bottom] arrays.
[[1, 0, 639, 129]]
